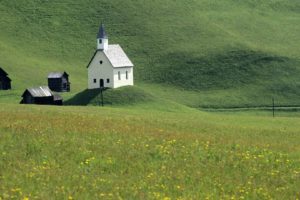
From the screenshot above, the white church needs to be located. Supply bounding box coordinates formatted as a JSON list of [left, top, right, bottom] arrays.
[[87, 24, 134, 89]]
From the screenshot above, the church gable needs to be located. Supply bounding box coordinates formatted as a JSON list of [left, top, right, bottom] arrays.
[[87, 50, 113, 70]]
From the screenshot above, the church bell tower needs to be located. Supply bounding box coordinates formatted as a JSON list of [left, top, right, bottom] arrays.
[[97, 23, 108, 50]]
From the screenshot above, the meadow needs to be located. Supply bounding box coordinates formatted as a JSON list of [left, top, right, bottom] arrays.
[[0, 0, 300, 199], [0, 104, 299, 199]]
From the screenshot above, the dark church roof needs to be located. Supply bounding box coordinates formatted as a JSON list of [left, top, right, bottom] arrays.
[[48, 71, 68, 79], [97, 23, 107, 39]]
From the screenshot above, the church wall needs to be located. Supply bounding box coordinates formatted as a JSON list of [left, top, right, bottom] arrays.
[[113, 67, 134, 88], [88, 51, 114, 89]]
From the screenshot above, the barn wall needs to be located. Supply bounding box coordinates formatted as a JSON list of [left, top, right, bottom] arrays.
[[23, 93, 35, 104], [61, 76, 70, 92], [35, 97, 54, 105], [48, 77, 70, 92], [88, 51, 114, 89], [48, 78, 63, 92], [6, 80, 11, 90], [0, 76, 11, 90]]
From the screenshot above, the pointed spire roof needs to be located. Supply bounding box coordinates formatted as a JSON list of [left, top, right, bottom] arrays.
[[97, 23, 107, 39]]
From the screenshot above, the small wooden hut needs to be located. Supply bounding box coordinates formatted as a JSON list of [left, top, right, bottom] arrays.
[[20, 86, 63, 105], [48, 71, 70, 92], [0, 67, 11, 90]]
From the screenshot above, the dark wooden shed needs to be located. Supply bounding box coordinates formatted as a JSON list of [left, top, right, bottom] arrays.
[[20, 86, 63, 105], [0, 67, 11, 90], [48, 71, 70, 92]]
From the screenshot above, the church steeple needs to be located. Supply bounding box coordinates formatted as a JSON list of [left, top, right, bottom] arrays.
[[97, 23, 108, 50]]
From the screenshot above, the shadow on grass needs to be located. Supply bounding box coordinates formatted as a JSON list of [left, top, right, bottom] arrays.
[[144, 49, 300, 91], [64, 89, 104, 106], [65, 86, 154, 106]]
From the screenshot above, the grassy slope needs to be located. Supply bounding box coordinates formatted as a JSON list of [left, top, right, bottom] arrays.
[[0, 0, 300, 107], [0, 104, 299, 199]]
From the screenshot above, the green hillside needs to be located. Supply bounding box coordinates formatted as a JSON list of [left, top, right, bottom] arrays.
[[0, 0, 300, 107]]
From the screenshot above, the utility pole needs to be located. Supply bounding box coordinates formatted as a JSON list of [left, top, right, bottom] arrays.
[[100, 88, 104, 107]]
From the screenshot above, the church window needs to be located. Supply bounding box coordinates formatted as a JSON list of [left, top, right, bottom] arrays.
[[99, 39, 102, 44], [100, 60, 103, 64], [118, 71, 121, 80], [107, 79, 110, 83], [126, 71, 128, 80], [93, 79, 96, 83]]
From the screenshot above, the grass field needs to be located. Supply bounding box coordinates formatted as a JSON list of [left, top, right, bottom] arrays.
[[0, 1, 300, 199], [0, 0, 300, 107], [0, 104, 299, 199]]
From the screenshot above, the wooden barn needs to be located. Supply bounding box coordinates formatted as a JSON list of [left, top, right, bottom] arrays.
[[0, 67, 11, 90], [47, 71, 70, 92], [20, 86, 63, 105]]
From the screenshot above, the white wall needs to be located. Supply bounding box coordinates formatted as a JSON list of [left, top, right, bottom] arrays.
[[113, 67, 134, 88], [88, 51, 114, 89], [97, 38, 108, 50]]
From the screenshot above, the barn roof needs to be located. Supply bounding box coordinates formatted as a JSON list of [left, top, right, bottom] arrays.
[[0, 67, 11, 81], [23, 86, 53, 97], [0, 67, 8, 76], [48, 71, 68, 79], [87, 44, 134, 68], [97, 23, 107, 39]]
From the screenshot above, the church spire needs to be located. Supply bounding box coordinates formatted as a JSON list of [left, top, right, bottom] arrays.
[[97, 23, 108, 39], [97, 23, 108, 50]]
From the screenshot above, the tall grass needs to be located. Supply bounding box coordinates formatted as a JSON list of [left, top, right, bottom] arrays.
[[0, 104, 299, 199]]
